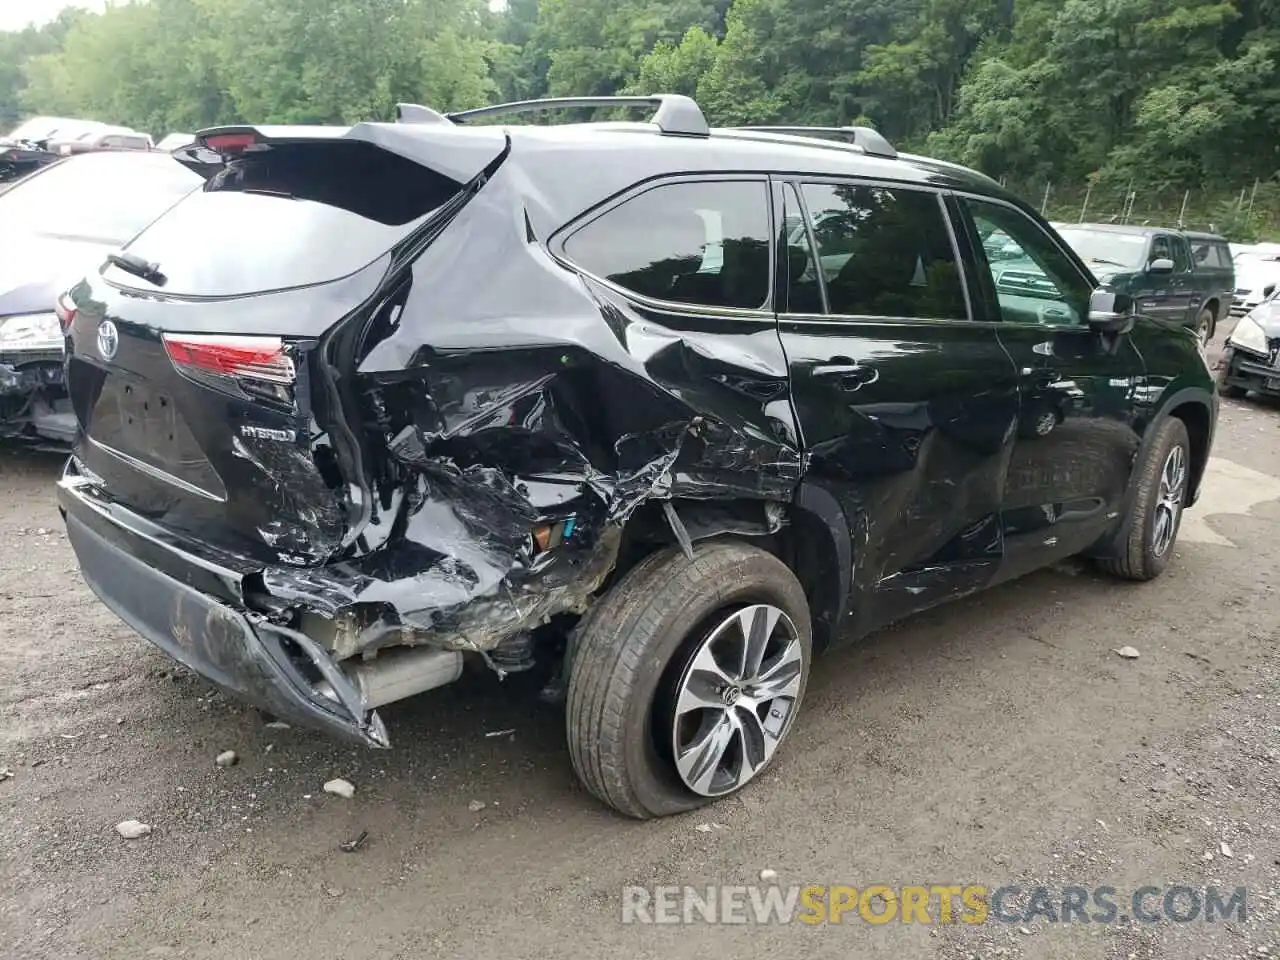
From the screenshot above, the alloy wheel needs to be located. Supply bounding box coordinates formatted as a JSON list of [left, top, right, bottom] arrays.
[[669, 604, 805, 797], [1151, 443, 1187, 558]]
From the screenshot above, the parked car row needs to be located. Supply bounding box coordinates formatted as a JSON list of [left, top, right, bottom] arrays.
[[1, 117, 195, 186], [37, 96, 1219, 819]]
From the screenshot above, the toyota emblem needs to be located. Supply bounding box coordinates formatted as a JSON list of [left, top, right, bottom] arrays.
[[96, 320, 119, 361]]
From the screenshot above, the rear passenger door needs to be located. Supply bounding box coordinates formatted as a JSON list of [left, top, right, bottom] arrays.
[[773, 178, 1021, 637]]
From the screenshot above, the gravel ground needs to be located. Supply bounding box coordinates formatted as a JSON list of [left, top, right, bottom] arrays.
[[2, 337, 1279, 959]]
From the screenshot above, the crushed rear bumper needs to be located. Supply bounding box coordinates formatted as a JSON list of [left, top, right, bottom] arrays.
[[57, 463, 389, 746]]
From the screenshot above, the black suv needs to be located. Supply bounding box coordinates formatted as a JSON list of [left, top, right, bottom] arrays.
[[56, 96, 1217, 819]]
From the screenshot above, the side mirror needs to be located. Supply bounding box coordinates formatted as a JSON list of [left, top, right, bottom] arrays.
[[1264, 283, 1276, 299], [1088, 289, 1135, 334], [1148, 257, 1175, 274]]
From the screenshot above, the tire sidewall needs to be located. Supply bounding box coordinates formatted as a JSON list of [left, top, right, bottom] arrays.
[[619, 548, 812, 818], [1137, 419, 1190, 577]]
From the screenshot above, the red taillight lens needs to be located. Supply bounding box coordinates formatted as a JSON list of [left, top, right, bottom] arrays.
[[163, 334, 295, 384], [54, 293, 77, 333]]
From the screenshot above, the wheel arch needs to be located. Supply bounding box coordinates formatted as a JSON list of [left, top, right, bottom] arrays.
[[1093, 386, 1215, 558], [610, 485, 852, 653], [1167, 395, 1213, 506]]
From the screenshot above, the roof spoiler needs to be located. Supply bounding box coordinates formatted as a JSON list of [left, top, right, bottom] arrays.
[[175, 121, 508, 185]]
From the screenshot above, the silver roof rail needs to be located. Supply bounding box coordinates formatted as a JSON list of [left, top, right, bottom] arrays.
[[729, 125, 898, 160], [446, 95, 710, 138], [395, 103, 449, 124]]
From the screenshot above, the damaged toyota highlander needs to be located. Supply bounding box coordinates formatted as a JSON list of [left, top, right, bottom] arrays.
[[56, 97, 1218, 819]]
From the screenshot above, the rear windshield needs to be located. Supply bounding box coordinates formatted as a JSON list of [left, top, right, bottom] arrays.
[[109, 140, 463, 296]]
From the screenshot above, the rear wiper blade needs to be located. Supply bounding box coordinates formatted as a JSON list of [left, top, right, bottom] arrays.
[[106, 251, 167, 286]]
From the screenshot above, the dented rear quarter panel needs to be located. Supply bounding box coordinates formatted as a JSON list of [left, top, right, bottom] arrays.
[[320, 161, 806, 654]]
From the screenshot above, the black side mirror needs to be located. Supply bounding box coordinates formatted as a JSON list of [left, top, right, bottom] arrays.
[[1088, 289, 1135, 334], [1148, 257, 1175, 274], [1264, 283, 1276, 299]]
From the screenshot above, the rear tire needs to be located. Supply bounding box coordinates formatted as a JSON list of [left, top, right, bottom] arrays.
[[1098, 417, 1191, 582], [566, 540, 812, 819]]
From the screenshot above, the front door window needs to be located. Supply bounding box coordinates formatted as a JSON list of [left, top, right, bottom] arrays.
[[962, 199, 1092, 326]]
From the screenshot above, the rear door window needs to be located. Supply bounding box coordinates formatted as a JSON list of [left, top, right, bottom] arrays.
[[561, 179, 772, 311], [1193, 240, 1233, 269], [109, 140, 465, 296], [799, 182, 967, 320]]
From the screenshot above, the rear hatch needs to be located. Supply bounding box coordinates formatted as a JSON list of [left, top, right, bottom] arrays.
[[64, 123, 507, 565]]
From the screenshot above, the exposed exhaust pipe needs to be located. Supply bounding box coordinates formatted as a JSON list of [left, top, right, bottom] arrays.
[[318, 646, 464, 709]]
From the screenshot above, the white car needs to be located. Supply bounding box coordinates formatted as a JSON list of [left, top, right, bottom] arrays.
[[1231, 246, 1280, 319]]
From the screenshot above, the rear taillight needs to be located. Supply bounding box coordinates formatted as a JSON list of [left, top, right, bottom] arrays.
[[54, 293, 76, 333], [163, 333, 296, 404]]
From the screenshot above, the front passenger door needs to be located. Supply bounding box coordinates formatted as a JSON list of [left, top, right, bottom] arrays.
[[954, 197, 1144, 583]]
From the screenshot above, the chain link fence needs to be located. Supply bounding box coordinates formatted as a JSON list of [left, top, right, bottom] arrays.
[[1002, 178, 1280, 243]]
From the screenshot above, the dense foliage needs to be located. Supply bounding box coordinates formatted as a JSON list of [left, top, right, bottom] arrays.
[[2, 0, 1278, 201]]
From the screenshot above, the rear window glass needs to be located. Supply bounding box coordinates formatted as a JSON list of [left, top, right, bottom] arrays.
[[110, 140, 462, 296]]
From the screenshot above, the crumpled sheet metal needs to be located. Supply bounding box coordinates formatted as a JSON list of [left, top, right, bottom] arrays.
[[261, 161, 804, 659]]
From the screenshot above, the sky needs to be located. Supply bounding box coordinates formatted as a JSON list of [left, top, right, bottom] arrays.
[[0, 0, 107, 33]]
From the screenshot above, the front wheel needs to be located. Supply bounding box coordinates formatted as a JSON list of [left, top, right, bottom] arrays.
[[566, 540, 812, 819], [1196, 308, 1216, 344], [1098, 417, 1191, 582]]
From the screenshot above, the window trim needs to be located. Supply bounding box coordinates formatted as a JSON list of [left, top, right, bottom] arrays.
[[776, 180, 830, 315], [774, 176, 977, 325], [550, 173, 777, 320], [951, 190, 1098, 332], [1170, 235, 1193, 274]]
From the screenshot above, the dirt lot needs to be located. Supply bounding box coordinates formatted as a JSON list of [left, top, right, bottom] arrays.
[[3, 351, 1279, 959]]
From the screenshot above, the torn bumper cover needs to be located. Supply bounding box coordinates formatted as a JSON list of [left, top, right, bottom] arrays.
[[59, 470, 393, 746]]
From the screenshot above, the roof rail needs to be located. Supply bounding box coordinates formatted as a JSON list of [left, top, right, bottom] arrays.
[[396, 103, 449, 125], [730, 125, 898, 160], [446, 95, 710, 138]]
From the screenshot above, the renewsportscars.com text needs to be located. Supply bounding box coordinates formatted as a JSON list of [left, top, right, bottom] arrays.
[[621, 884, 1248, 926]]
